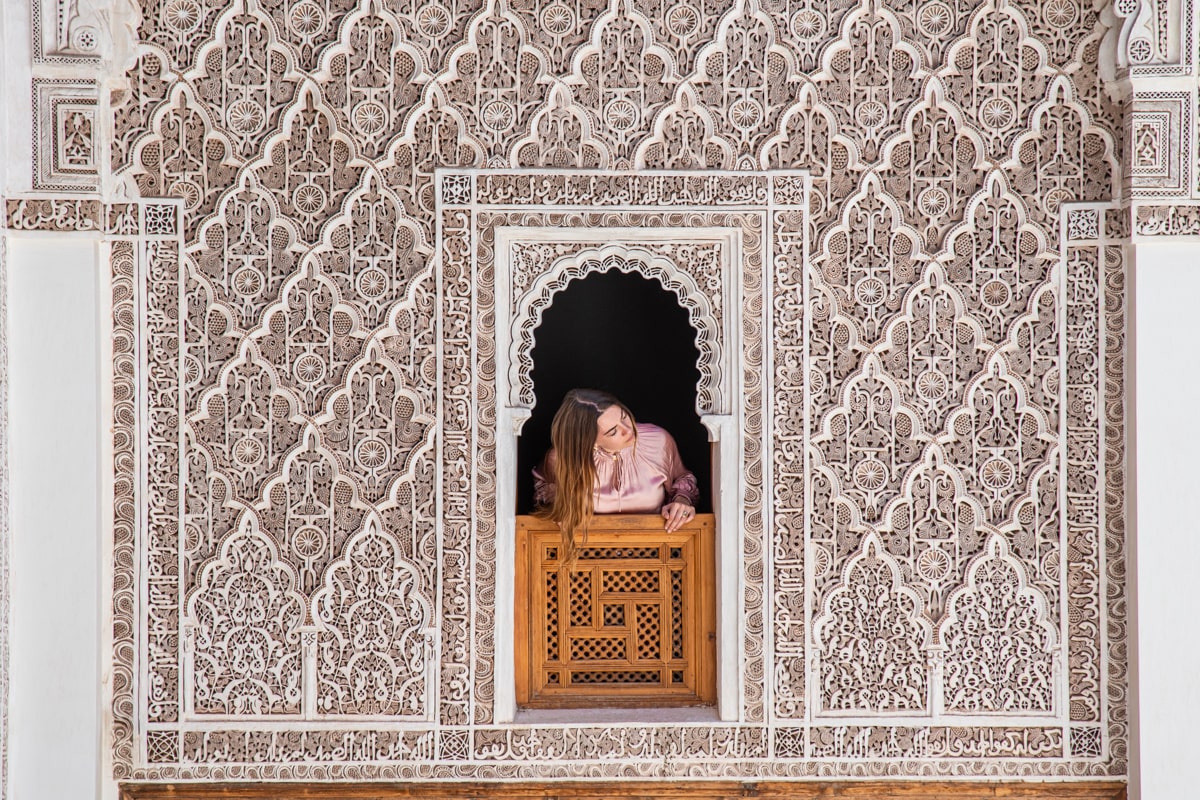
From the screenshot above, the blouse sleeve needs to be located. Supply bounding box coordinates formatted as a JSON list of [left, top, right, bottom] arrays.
[[662, 432, 700, 506], [532, 449, 557, 507]]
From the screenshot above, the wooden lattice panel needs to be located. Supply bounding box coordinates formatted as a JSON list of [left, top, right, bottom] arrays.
[[516, 515, 715, 708]]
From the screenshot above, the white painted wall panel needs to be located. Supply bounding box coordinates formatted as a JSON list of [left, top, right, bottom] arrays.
[[1132, 241, 1200, 800], [7, 236, 100, 800]]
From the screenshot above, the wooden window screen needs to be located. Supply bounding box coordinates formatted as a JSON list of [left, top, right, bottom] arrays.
[[515, 514, 716, 708]]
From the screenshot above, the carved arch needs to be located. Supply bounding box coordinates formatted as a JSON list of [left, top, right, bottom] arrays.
[[939, 533, 1059, 714], [813, 531, 932, 713], [507, 244, 725, 416]]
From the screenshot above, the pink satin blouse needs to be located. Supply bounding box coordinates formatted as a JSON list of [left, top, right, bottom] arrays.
[[533, 423, 700, 513]]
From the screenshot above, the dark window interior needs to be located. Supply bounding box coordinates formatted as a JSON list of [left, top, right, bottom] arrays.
[[516, 269, 711, 515]]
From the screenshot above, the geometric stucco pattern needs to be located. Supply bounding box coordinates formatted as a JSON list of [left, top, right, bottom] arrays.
[[1119, 0, 1200, 231], [13, 0, 1138, 782], [1116, 0, 1194, 197]]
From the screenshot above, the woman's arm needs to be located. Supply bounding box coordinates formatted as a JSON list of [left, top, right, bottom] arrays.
[[532, 448, 557, 507], [663, 433, 699, 507], [660, 431, 698, 532]]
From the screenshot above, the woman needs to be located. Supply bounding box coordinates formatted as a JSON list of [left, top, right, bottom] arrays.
[[533, 388, 700, 559]]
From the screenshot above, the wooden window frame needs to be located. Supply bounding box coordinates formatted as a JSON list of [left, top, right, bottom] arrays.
[[515, 514, 716, 709]]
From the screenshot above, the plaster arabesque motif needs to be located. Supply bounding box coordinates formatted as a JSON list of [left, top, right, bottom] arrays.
[[11, 0, 1183, 783]]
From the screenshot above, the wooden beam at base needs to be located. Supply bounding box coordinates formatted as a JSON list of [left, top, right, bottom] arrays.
[[121, 781, 1126, 800]]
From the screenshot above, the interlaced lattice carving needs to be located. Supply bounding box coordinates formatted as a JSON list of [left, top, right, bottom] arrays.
[[186, 515, 306, 715], [312, 517, 434, 717], [941, 534, 1057, 714], [814, 533, 930, 713], [89, 0, 1127, 777], [603, 570, 660, 594]]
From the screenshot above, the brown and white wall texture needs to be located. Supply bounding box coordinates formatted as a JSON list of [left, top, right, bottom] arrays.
[[8, 0, 1200, 790]]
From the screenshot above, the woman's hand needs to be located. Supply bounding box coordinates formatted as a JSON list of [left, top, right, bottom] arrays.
[[662, 501, 695, 533]]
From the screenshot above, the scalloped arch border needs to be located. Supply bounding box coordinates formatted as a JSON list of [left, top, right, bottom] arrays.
[[509, 243, 725, 416]]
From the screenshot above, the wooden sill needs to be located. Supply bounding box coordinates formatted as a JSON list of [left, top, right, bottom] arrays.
[[120, 780, 1127, 799]]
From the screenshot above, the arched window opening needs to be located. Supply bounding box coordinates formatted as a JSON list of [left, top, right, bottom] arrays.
[[516, 269, 711, 515]]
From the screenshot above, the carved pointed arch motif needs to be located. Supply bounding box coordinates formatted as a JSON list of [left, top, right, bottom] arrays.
[[1000, 283, 1060, 429], [872, 262, 989, 434], [311, 169, 434, 329], [811, 353, 925, 526], [312, 515, 435, 717], [251, 82, 365, 242], [374, 274, 439, 413], [508, 244, 724, 415], [1007, 455, 1062, 614], [1019, 0, 1102, 67], [314, 2, 429, 160], [876, 442, 991, 619], [512, 82, 612, 167], [379, 86, 486, 235], [185, 513, 307, 715], [256, 426, 368, 595], [565, 0, 680, 166], [888, 0, 981, 67], [812, 171, 928, 349], [813, 0, 925, 165], [761, 80, 850, 208], [112, 45, 175, 174], [314, 342, 436, 503], [942, 352, 1057, 526], [376, 442, 440, 598], [182, 426, 245, 592], [260, 0, 356, 73], [505, 0, 608, 74], [438, 0, 553, 162], [939, 533, 1058, 713], [813, 532, 931, 713], [940, 0, 1053, 163], [385, 0, 489, 74], [140, 0, 227, 71], [249, 261, 369, 415], [190, 171, 307, 331], [1006, 76, 1119, 229], [941, 170, 1055, 344], [192, 0, 303, 162], [637, 84, 735, 168], [880, 77, 988, 251], [128, 82, 240, 230], [189, 339, 304, 505], [689, 0, 801, 166], [182, 262, 242, 406]]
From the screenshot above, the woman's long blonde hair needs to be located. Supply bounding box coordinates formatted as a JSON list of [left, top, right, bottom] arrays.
[[538, 389, 635, 561]]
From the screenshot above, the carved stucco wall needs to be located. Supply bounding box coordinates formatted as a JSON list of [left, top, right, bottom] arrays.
[[7, 0, 1182, 785]]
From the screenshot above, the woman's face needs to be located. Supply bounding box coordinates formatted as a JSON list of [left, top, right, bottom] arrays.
[[594, 405, 635, 453]]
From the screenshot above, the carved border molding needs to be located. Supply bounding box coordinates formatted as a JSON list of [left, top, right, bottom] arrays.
[[456, 168, 777, 737], [31, 80, 100, 192], [1133, 202, 1200, 235], [75, 164, 1128, 780], [1120, 1, 1200, 200], [32, 0, 105, 63]]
